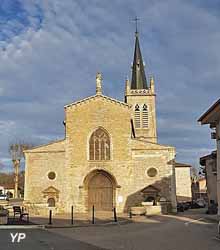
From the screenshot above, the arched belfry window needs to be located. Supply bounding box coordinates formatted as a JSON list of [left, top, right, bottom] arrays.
[[142, 104, 149, 128], [134, 104, 141, 128], [89, 128, 110, 160]]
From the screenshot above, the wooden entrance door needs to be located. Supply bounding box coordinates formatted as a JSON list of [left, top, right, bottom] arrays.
[[88, 173, 113, 211]]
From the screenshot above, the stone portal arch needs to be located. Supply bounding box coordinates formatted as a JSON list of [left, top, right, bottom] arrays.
[[84, 170, 117, 211]]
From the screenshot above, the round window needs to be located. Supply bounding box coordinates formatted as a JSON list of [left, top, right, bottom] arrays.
[[147, 168, 158, 177], [48, 171, 56, 180]]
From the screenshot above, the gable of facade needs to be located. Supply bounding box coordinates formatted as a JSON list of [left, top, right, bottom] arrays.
[[65, 95, 132, 164]]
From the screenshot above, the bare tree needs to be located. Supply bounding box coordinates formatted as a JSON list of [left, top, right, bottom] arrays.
[[9, 142, 33, 198]]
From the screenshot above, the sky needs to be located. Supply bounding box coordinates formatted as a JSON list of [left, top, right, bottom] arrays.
[[0, 0, 219, 172]]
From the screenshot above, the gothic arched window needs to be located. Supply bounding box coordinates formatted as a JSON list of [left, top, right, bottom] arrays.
[[142, 104, 149, 128], [134, 104, 141, 128], [89, 128, 110, 160]]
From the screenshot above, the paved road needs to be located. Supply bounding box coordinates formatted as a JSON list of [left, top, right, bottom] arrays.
[[0, 211, 219, 250], [0, 229, 106, 250], [50, 212, 220, 250]]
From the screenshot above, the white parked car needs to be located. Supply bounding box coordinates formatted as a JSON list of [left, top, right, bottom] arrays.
[[196, 198, 206, 208], [0, 194, 8, 201]]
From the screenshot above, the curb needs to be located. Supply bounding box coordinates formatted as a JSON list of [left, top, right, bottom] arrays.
[[44, 219, 132, 229], [0, 225, 45, 229], [203, 216, 219, 223], [0, 220, 131, 230]]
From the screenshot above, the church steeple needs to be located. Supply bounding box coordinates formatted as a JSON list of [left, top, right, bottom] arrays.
[[131, 32, 148, 89], [125, 28, 157, 143]]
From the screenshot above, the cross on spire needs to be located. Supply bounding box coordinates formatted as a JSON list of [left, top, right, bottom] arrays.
[[132, 16, 140, 34], [130, 16, 148, 89]]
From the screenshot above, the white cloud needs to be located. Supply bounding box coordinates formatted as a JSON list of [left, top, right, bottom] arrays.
[[0, 0, 220, 170]]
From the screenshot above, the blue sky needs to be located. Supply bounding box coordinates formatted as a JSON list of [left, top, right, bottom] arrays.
[[0, 0, 219, 172]]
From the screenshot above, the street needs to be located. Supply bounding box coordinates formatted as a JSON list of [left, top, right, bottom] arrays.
[[0, 229, 105, 250], [0, 211, 219, 250]]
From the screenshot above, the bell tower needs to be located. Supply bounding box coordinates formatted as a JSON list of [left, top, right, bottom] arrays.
[[125, 31, 157, 143]]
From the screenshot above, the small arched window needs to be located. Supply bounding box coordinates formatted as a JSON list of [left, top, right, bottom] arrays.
[[48, 197, 55, 207], [89, 128, 110, 160], [134, 104, 141, 128], [142, 104, 149, 128]]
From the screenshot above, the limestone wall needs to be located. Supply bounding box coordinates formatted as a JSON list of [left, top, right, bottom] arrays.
[[24, 140, 66, 213], [175, 166, 192, 202], [126, 93, 157, 143]]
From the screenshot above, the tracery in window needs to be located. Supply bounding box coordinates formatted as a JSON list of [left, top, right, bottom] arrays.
[[89, 128, 110, 160]]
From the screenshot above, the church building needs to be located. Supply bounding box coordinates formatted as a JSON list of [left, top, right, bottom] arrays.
[[24, 31, 177, 214]]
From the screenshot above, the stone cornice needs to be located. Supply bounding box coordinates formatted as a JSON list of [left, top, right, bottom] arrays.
[[64, 94, 131, 109]]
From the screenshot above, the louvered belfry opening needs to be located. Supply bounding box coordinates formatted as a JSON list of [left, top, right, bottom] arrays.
[[89, 128, 110, 160], [142, 104, 149, 128], [134, 104, 141, 128]]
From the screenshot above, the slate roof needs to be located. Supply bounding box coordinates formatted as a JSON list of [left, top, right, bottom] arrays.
[[131, 32, 148, 89]]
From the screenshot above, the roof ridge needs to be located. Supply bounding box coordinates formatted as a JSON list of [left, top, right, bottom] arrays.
[[131, 138, 174, 148], [24, 139, 65, 152]]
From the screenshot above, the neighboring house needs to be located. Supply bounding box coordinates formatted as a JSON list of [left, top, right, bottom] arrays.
[[200, 151, 218, 206], [24, 31, 177, 215], [191, 177, 199, 201], [175, 162, 192, 203], [2, 184, 22, 198], [191, 176, 207, 202], [199, 177, 208, 200], [198, 99, 220, 216]]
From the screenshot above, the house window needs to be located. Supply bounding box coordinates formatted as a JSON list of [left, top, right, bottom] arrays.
[[142, 104, 149, 128], [134, 104, 141, 128], [89, 128, 110, 160], [47, 197, 55, 207]]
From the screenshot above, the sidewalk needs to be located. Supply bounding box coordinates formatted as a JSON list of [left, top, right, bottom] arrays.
[[202, 214, 220, 223], [29, 212, 132, 228], [178, 208, 220, 223]]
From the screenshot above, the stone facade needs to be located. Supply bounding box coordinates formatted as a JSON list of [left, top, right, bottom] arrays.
[[200, 151, 218, 206], [24, 92, 177, 214], [175, 163, 192, 202], [24, 33, 177, 215]]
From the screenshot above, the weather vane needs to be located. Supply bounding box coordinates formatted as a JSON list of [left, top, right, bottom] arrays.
[[132, 16, 140, 33]]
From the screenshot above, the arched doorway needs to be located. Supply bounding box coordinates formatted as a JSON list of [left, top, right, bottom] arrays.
[[47, 197, 56, 207], [87, 171, 114, 211]]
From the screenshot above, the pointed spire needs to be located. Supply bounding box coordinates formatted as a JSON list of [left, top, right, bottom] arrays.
[[96, 72, 102, 95], [131, 32, 148, 89]]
